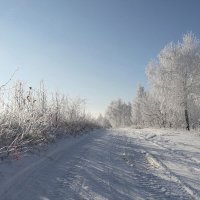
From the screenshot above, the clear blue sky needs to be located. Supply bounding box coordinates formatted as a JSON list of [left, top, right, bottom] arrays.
[[0, 0, 200, 116]]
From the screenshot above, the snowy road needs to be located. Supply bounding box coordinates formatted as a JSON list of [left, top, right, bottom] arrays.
[[0, 129, 199, 200]]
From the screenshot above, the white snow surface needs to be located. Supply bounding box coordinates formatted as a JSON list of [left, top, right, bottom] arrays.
[[0, 128, 200, 200]]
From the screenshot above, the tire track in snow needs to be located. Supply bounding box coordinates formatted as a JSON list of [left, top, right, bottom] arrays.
[[129, 133, 199, 200], [145, 138, 200, 199], [113, 134, 192, 200], [0, 129, 195, 200], [0, 133, 95, 200]]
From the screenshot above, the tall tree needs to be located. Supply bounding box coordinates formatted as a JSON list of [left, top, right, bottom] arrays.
[[146, 32, 200, 130]]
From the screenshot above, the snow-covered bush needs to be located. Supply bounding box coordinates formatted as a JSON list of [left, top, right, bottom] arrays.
[[0, 81, 100, 159]]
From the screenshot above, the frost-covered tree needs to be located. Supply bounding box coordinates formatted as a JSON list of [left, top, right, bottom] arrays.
[[105, 99, 132, 128], [132, 85, 166, 128], [132, 85, 146, 127], [146, 32, 200, 130], [123, 102, 132, 126], [97, 114, 111, 128]]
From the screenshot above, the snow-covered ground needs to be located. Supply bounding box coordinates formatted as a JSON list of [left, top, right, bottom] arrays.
[[0, 128, 199, 200]]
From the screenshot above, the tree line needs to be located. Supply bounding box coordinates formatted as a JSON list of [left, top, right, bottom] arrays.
[[103, 33, 200, 130]]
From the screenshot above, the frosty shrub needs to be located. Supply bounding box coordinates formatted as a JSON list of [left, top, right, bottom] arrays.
[[0, 81, 100, 159]]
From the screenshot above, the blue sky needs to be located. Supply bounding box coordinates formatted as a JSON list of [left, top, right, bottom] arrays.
[[0, 0, 200, 116]]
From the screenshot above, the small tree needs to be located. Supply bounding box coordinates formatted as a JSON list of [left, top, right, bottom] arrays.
[[132, 85, 146, 127], [97, 114, 111, 128], [105, 99, 132, 128]]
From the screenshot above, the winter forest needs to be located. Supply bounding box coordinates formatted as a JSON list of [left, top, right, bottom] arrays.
[[1, 32, 199, 160], [1, 0, 200, 199], [103, 33, 200, 131]]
